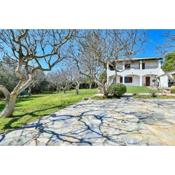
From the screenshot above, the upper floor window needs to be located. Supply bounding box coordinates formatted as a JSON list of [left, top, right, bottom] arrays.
[[109, 62, 115, 70], [142, 63, 145, 69], [125, 64, 130, 69]]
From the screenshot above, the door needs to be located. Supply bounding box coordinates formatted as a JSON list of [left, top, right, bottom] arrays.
[[145, 77, 150, 86]]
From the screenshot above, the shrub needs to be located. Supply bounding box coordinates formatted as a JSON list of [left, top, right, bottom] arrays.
[[171, 86, 175, 94], [150, 89, 157, 97], [151, 92, 157, 97], [107, 83, 126, 98]]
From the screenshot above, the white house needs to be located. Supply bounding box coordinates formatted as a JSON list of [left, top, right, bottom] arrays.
[[107, 57, 169, 88]]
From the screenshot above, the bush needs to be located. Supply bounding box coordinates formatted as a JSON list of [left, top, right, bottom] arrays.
[[107, 83, 126, 98], [171, 86, 175, 93], [150, 89, 157, 97]]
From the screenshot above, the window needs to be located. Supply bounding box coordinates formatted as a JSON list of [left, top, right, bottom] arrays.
[[125, 64, 130, 69], [120, 77, 123, 83], [124, 76, 132, 83], [109, 62, 115, 70], [142, 63, 145, 69]]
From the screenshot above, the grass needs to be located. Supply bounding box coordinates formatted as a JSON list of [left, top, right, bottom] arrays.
[[126, 86, 159, 93], [0, 89, 97, 133], [134, 95, 175, 99]]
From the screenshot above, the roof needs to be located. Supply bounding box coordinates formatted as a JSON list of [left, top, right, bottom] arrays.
[[113, 57, 162, 62]]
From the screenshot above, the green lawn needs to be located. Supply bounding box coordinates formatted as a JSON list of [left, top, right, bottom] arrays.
[[0, 89, 97, 133], [134, 95, 175, 99], [126, 86, 158, 93]]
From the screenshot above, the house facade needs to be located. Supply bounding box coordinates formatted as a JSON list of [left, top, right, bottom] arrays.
[[107, 57, 169, 88]]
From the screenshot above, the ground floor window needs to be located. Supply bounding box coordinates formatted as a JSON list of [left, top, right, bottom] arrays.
[[124, 76, 132, 83], [120, 77, 123, 83]]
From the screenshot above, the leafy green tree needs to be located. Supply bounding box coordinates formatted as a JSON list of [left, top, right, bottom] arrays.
[[162, 52, 175, 71]]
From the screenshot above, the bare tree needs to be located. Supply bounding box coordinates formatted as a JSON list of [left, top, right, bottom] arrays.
[[47, 69, 71, 93], [157, 31, 175, 82], [0, 29, 74, 117], [28, 70, 46, 96], [70, 30, 146, 96], [47, 63, 82, 95], [66, 64, 82, 95]]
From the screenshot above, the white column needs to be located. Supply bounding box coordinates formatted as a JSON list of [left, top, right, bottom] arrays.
[[140, 60, 142, 70], [122, 62, 125, 70], [116, 76, 118, 83], [139, 75, 142, 86], [122, 76, 125, 84]]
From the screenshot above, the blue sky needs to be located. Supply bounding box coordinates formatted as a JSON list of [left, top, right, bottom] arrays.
[[136, 29, 174, 57]]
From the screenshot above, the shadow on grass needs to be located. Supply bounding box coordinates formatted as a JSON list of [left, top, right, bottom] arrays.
[[2, 103, 73, 131], [0, 95, 44, 110], [17, 95, 45, 102]]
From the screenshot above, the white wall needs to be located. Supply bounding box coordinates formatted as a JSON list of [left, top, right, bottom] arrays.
[[125, 76, 140, 86], [160, 75, 168, 88]]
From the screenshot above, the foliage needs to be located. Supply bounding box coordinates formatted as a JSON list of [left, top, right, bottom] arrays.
[[162, 52, 175, 71], [170, 86, 175, 93], [0, 58, 18, 92], [107, 83, 126, 97], [126, 86, 160, 93], [134, 95, 175, 99], [0, 89, 97, 133], [99, 71, 107, 84], [150, 88, 158, 97]]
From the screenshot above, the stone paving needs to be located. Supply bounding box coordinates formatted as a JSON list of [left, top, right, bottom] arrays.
[[0, 98, 175, 146]]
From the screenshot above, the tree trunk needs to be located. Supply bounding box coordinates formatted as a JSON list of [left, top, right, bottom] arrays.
[[0, 85, 10, 101], [0, 94, 17, 117], [95, 81, 108, 97], [0, 85, 17, 117], [0, 78, 33, 117], [28, 87, 32, 96], [75, 82, 80, 95], [101, 85, 108, 97], [89, 83, 92, 89], [56, 85, 60, 93]]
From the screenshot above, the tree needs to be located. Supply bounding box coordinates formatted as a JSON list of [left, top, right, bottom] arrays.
[[70, 30, 145, 96], [162, 52, 175, 71], [47, 69, 70, 93], [47, 63, 83, 95], [158, 31, 175, 82], [29, 70, 46, 94], [66, 63, 83, 95], [0, 29, 74, 117], [0, 57, 18, 92]]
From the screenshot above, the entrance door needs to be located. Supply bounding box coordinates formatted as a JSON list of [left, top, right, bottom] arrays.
[[145, 77, 150, 86]]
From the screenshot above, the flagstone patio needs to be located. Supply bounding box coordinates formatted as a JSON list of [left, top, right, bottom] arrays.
[[0, 98, 175, 146]]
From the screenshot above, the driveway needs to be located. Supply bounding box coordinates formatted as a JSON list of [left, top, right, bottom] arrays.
[[0, 98, 175, 145]]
